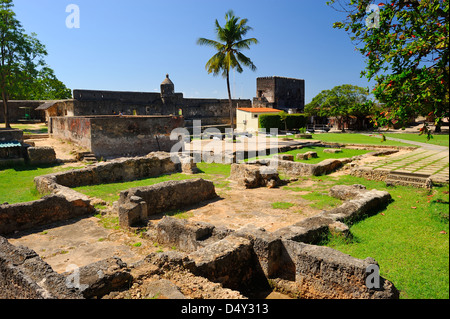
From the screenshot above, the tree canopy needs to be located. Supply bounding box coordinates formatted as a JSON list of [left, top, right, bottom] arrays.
[[197, 10, 258, 129], [1, 0, 71, 128], [305, 84, 374, 131], [327, 0, 449, 134]]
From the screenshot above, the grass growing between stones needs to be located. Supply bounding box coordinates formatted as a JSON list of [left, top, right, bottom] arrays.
[[306, 174, 449, 299]]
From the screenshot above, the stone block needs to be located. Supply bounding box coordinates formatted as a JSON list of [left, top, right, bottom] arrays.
[[27, 146, 56, 165], [156, 216, 216, 253], [273, 154, 294, 161], [185, 236, 254, 291], [64, 257, 132, 299], [296, 151, 318, 160], [323, 148, 342, 154], [230, 163, 283, 189]]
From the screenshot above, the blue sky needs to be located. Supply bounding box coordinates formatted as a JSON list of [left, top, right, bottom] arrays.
[[13, 0, 375, 104]]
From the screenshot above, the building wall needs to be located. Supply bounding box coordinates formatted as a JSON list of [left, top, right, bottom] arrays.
[[0, 101, 46, 123], [50, 115, 184, 158], [255, 76, 305, 112]]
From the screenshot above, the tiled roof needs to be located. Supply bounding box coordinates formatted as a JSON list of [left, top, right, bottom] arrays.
[[237, 108, 281, 113]]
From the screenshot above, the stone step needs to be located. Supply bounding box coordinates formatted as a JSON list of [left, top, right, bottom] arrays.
[[385, 171, 432, 188]]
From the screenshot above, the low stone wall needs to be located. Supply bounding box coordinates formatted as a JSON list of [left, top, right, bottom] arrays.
[[118, 178, 217, 228], [350, 167, 391, 182], [34, 152, 180, 192], [0, 236, 83, 299], [0, 194, 94, 236]]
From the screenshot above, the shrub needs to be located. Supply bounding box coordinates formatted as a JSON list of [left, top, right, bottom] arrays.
[[259, 113, 307, 131]]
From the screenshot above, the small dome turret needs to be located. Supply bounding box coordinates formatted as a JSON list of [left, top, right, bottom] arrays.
[[161, 74, 174, 96]]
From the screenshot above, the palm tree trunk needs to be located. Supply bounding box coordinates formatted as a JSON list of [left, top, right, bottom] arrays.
[[226, 70, 235, 133]]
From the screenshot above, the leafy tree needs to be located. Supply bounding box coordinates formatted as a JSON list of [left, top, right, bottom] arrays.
[[11, 67, 72, 100], [197, 10, 258, 130], [327, 0, 449, 135], [305, 84, 372, 132], [1, 0, 70, 128]]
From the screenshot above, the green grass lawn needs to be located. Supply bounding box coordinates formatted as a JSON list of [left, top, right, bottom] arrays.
[[290, 174, 449, 299], [247, 146, 372, 164], [0, 164, 82, 204], [305, 132, 416, 147], [383, 133, 449, 147], [10, 123, 48, 135]]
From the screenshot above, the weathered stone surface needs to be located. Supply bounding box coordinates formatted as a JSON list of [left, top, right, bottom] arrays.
[[67, 257, 132, 299], [296, 151, 318, 160], [274, 158, 345, 177], [323, 148, 342, 153], [143, 279, 186, 299], [118, 179, 217, 227], [185, 236, 254, 291], [324, 186, 391, 223], [230, 163, 283, 189], [273, 154, 294, 161], [0, 194, 95, 236], [27, 146, 56, 165], [234, 224, 283, 277], [0, 236, 83, 299], [278, 240, 399, 299], [35, 152, 180, 191], [329, 184, 368, 200], [156, 217, 216, 253]]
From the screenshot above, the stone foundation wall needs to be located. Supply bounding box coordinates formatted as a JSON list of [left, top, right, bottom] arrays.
[[118, 178, 217, 227], [0, 194, 94, 236], [34, 152, 180, 191], [0, 236, 83, 299], [50, 116, 184, 158]]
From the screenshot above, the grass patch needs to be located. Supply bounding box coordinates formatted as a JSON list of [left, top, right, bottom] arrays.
[[300, 192, 342, 210], [383, 133, 449, 147], [0, 164, 84, 204], [314, 175, 449, 299], [247, 146, 372, 164], [10, 124, 48, 135], [271, 202, 295, 209], [309, 133, 414, 147]]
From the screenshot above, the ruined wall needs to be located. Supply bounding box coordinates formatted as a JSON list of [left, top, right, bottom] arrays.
[[50, 116, 184, 158], [117, 178, 217, 227], [72, 89, 181, 116], [255, 76, 305, 111], [0, 194, 94, 236], [183, 98, 252, 125], [71, 89, 251, 126], [0, 236, 84, 299], [50, 116, 92, 150], [34, 152, 180, 191]]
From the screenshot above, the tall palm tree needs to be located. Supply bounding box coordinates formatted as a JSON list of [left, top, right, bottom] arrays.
[[197, 10, 258, 130]]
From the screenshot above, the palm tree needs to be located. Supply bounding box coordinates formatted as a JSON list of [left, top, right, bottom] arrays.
[[197, 10, 258, 130]]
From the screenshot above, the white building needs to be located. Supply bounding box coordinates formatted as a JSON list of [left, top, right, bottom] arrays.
[[236, 107, 281, 132]]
